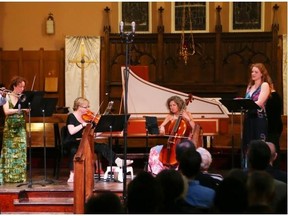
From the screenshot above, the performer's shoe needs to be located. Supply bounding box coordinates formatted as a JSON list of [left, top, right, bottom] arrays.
[[67, 172, 74, 183], [115, 157, 134, 167]]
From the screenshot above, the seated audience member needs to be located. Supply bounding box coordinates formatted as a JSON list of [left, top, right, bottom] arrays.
[[247, 139, 287, 212], [84, 191, 124, 213], [178, 149, 215, 210], [175, 139, 196, 162], [265, 142, 287, 183], [225, 168, 248, 184], [246, 170, 275, 213], [155, 169, 186, 213], [213, 176, 248, 213], [195, 147, 223, 190], [127, 171, 164, 213], [275, 195, 287, 214]]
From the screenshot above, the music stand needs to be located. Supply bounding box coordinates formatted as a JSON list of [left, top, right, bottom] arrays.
[[143, 116, 159, 172], [38, 98, 58, 185], [21, 91, 44, 111], [220, 98, 260, 169], [27, 95, 57, 185], [95, 114, 130, 182], [17, 92, 46, 188]]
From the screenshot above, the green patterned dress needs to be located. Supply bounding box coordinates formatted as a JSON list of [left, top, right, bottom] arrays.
[[0, 97, 27, 184]]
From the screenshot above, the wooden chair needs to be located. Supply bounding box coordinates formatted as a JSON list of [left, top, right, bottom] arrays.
[[53, 123, 61, 179], [53, 123, 69, 179], [53, 123, 102, 180]]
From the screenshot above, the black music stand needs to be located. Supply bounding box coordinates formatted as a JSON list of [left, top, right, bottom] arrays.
[[21, 91, 44, 111], [17, 92, 46, 188], [143, 116, 159, 172], [220, 98, 260, 169], [38, 98, 58, 185], [95, 114, 130, 182]]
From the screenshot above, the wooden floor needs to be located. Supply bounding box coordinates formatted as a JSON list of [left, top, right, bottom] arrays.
[[0, 168, 133, 213], [0, 167, 136, 192]]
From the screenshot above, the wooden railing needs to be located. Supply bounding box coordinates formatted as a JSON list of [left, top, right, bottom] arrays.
[[73, 123, 95, 214]]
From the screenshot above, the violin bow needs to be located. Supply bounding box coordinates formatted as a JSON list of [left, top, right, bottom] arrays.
[[91, 101, 103, 122]]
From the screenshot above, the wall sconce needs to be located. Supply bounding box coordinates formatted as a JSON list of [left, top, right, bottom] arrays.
[[46, 13, 55, 35]]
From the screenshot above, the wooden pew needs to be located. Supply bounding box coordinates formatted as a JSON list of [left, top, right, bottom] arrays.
[[73, 123, 95, 214]]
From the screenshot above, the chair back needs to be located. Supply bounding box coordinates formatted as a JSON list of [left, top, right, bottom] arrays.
[[60, 125, 69, 155]]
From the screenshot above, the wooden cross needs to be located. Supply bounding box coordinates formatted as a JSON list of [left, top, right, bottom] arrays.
[[68, 42, 97, 98]]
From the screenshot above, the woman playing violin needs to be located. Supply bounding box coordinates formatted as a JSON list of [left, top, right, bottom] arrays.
[[148, 95, 196, 175], [65, 97, 133, 183]]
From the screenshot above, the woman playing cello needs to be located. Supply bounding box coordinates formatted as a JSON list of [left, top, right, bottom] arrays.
[[148, 95, 196, 175]]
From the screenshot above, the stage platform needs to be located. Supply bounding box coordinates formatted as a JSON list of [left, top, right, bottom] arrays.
[[0, 168, 132, 214]]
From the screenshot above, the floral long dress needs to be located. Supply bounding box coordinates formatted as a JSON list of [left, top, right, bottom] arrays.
[[0, 97, 27, 184]]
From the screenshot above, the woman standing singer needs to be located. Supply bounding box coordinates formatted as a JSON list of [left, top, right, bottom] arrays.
[[0, 76, 29, 184], [242, 63, 272, 169]]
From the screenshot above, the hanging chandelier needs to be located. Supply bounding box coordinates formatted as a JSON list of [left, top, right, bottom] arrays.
[[179, 3, 195, 65]]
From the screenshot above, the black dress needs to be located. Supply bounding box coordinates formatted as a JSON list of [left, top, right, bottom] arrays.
[[243, 86, 268, 168], [65, 113, 116, 170]]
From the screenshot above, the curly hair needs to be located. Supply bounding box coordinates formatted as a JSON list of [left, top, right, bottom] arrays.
[[166, 95, 186, 113], [9, 76, 27, 90]]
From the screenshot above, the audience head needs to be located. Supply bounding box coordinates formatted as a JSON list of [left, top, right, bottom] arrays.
[[246, 170, 275, 213], [176, 139, 196, 162], [156, 169, 185, 200], [266, 142, 277, 165], [214, 176, 248, 213], [247, 139, 271, 171], [226, 168, 247, 184], [178, 149, 201, 179], [84, 191, 124, 213], [196, 147, 212, 171], [127, 171, 163, 213]]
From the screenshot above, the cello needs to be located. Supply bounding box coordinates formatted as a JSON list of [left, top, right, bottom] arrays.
[[159, 95, 193, 167]]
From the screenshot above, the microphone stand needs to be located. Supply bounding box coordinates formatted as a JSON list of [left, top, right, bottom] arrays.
[[144, 128, 150, 172], [17, 103, 44, 188], [119, 21, 135, 204], [39, 109, 54, 185]]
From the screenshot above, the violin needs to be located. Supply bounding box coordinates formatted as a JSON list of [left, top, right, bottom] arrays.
[[159, 94, 193, 167], [82, 110, 100, 124], [81, 101, 114, 124]]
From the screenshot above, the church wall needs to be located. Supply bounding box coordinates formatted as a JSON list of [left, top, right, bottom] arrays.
[[0, 2, 286, 149], [0, 2, 286, 163], [0, 2, 286, 50]]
